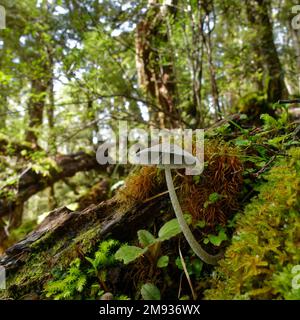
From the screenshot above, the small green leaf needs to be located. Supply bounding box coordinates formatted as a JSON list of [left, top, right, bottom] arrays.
[[203, 238, 209, 244], [183, 214, 192, 225], [191, 259, 203, 275], [158, 218, 181, 241], [85, 257, 96, 269], [235, 139, 251, 147], [196, 220, 206, 228], [138, 230, 156, 248], [175, 257, 183, 270], [239, 114, 248, 120], [115, 245, 146, 264], [204, 192, 222, 208], [192, 175, 201, 184], [207, 229, 228, 246], [141, 283, 161, 300], [179, 295, 190, 300], [209, 192, 222, 203], [76, 275, 86, 292], [157, 255, 169, 268]]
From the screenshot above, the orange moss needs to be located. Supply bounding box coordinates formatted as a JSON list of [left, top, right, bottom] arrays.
[[115, 166, 164, 205], [180, 141, 243, 227]]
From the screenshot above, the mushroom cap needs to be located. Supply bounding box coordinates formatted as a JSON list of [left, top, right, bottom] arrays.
[[135, 143, 199, 169]]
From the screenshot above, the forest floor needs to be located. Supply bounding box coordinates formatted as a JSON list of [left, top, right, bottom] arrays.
[[0, 113, 300, 300]]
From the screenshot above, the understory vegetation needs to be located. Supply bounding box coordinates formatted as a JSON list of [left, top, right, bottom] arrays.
[[1, 113, 299, 300]]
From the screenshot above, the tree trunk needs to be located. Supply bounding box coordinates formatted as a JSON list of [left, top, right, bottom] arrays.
[[25, 78, 48, 146], [135, 0, 180, 128], [245, 0, 288, 102], [202, 0, 221, 120]]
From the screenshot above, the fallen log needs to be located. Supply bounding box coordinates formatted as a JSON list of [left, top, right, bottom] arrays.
[[0, 194, 168, 299]]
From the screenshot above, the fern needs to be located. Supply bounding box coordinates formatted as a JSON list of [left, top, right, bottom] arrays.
[[45, 259, 87, 300], [44, 239, 121, 300]]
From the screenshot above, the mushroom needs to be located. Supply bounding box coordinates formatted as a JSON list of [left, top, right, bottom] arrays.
[[136, 143, 222, 265]]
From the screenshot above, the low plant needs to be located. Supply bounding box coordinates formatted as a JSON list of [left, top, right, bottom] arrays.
[[115, 217, 190, 266], [44, 239, 120, 299]]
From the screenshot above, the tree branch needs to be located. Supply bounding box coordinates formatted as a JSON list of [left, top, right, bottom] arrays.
[[0, 152, 110, 219]]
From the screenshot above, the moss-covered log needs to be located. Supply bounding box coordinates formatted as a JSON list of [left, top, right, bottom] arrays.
[[0, 194, 168, 299]]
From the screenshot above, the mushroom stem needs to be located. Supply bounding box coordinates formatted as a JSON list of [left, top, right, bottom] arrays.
[[164, 168, 222, 265]]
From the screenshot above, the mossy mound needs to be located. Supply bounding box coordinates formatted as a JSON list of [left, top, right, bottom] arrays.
[[204, 148, 300, 299]]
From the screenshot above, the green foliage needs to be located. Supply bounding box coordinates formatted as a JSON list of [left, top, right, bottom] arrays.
[[175, 257, 203, 280], [138, 230, 156, 247], [86, 239, 120, 270], [204, 192, 223, 208], [30, 151, 60, 177], [271, 265, 300, 300], [204, 228, 228, 246], [141, 283, 161, 300], [157, 218, 182, 241], [115, 246, 147, 265], [45, 258, 87, 300], [204, 148, 300, 299], [115, 217, 188, 265], [239, 93, 270, 117], [44, 239, 120, 300], [260, 113, 288, 131], [157, 255, 169, 268]]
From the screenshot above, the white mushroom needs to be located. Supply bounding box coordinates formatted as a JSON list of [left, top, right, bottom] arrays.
[[136, 143, 222, 265]]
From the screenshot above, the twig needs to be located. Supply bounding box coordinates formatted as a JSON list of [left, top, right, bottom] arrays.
[[178, 244, 197, 300], [253, 155, 276, 178], [278, 99, 300, 104]]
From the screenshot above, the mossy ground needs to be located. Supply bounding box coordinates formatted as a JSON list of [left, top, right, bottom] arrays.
[[204, 148, 300, 299]]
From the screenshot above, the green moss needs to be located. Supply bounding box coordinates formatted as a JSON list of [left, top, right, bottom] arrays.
[[1, 218, 104, 299], [239, 92, 271, 118], [204, 147, 300, 299]]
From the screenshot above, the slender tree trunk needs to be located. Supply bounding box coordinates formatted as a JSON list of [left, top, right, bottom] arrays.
[[135, 0, 180, 128], [47, 74, 56, 154], [48, 186, 57, 211], [245, 0, 288, 102], [25, 78, 48, 146], [291, 28, 300, 94], [183, 0, 204, 127], [202, 0, 221, 120]]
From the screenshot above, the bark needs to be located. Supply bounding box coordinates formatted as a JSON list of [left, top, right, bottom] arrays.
[[0, 95, 7, 130], [135, 0, 180, 128], [25, 78, 48, 146], [183, 0, 204, 127], [25, 27, 53, 147], [245, 0, 288, 103], [47, 75, 56, 154], [0, 195, 168, 299], [292, 29, 300, 72], [202, 0, 221, 120]]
